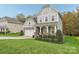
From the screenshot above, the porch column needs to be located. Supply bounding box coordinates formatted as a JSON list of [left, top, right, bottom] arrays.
[[40, 27, 41, 35], [4, 28, 6, 34], [54, 26, 56, 33], [46, 26, 49, 34]]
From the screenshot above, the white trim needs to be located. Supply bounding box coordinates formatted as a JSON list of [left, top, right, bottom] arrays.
[[46, 26, 49, 34], [40, 27, 42, 35], [54, 26, 56, 33]]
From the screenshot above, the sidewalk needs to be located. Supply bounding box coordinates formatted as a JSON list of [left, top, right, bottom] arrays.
[[0, 36, 33, 39]]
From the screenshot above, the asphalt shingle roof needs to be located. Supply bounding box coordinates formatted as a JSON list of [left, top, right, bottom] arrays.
[[1, 17, 22, 24]]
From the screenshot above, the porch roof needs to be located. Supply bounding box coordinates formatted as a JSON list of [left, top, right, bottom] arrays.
[[34, 22, 57, 27]]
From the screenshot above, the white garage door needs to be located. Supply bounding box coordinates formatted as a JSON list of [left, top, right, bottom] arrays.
[[25, 29, 34, 37]]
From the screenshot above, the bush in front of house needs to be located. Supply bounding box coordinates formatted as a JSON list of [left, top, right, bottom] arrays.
[[6, 30, 10, 33], [35, 35, 42, 40], [38, 35, 42, 40], [42, 35, 47, 41], [51, 35, 55, 42], [35, 35, 38, 40], [35, 30, 64, 44], [47, 35, 51, 42], [56, 30, 64, 44], [35, 34, 56, 42], [20, 30, 24, 36]]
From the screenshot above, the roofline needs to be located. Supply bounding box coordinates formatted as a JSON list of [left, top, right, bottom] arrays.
[[35, 4, 58, 17]]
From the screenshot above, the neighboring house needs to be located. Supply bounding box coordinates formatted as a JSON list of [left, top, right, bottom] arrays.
[[23, 5, 62, 37], [0, 17, 23, 33]]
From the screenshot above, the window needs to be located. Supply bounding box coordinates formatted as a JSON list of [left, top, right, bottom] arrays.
[[29, 22, 30, 25], [40, 20, 42, 22], [45, 17, 48, 21], [34, 17, 37, 23], [52, 16, 54, 21], [40, 18, 42, 22]]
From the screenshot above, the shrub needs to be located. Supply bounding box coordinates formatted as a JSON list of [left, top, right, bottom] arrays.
[[20, 30, 24, 36], [32, 35, 34, 38], [7, 30, 10, 33], [42, 35, 47, 41], [35, 35, 42, 40], [51, 35, 55, 42], [35, 36, 39, 40], [38, 35, 42, 40], [43, 35, 47, 38], [56, 30, 64, 44], [47, 35, 52, 42], [47, 35, 51, 38]]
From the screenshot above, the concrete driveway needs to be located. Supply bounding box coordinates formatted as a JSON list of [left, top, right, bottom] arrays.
[[0, 36, 33, 39]]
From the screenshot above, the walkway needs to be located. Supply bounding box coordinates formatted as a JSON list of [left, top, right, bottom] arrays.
[[0, 36, 33, 39]]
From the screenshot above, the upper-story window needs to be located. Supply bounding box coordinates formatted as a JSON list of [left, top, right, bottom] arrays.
[[40, 20, 42, 22], [45, 17, 48, 21], [39, 18, 42, 22], [29, 22, 30, 25], [34, 17, 37, 23], [52, 16, 54, 21]]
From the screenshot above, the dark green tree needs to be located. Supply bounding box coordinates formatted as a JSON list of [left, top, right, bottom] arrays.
[[56, 30, 64, 44]]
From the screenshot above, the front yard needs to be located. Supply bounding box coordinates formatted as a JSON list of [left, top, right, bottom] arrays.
[[0, 32, 21, 36], [0, 36, 79, 54]]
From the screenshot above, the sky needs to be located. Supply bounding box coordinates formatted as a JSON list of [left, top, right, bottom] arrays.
[[0, 4, 78, 17]]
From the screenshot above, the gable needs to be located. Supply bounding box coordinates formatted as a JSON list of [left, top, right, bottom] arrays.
[[23, 16, 36, 27], [36, 6, 59, 23]]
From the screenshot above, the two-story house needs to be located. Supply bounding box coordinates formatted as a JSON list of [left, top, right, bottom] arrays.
[[0, 17, 23, 33], [23, 5, 62, 37]]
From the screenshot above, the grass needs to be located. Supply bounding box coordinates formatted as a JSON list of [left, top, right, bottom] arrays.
[[0, 32, 21, 36], [0, 36, 79, 54]]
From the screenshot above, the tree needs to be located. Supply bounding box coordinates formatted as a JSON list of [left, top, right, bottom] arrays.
[[62, 12, 77, 36], [75, 10, 79, 35], [16, 13, 26, 24]]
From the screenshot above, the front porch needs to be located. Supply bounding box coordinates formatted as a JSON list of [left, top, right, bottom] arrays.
[[34, 22, 57, 36], [0, 26, 8, 34], [34, 25, 57, 36]]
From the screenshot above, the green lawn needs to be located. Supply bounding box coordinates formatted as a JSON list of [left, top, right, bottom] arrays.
[[0, 36, 79, 54], [0, 32, 20, 36]]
